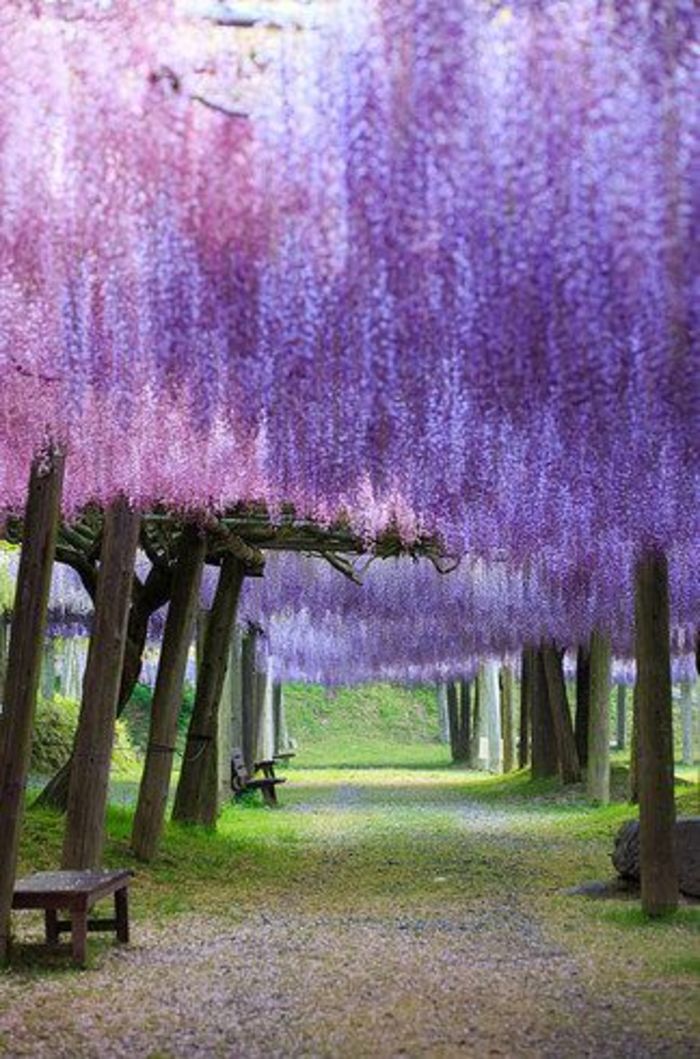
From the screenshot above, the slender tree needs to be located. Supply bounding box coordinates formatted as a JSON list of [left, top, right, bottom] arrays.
[[518, 650, 530, 769], [131, 524, 206, 861], [0, 448, 64, 964], [616, 683, 627, 751], [173, 555, 245, 826], [62, 498, 141, 869], [587, 630, 612, 804], [542, 645, 580, 784], [501, 666, 514, 773], [635, 549, 678, 916], [530, 648, 558, 779], [575, 644, 591, 767]]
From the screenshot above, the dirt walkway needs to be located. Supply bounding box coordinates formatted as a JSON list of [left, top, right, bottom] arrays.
[[1, 779, 698, 1058]]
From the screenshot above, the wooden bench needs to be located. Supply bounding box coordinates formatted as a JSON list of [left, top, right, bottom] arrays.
[[231, 748, 285, 806], [13, 869, 133, 966]]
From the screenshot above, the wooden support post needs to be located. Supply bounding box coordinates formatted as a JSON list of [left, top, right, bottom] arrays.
[[635, 549, 678, 915], [518, 650, 530, 769], [587, 630, 611, 804], [62, 498, 140, 870], [131, 524, 206, 861], [459, 678, 471, 761], [0, 448, 64, 964], [542, 645, 581, 784], [173, 556, 244, 826], [436, 684, 450, 745], [530, 648, 558, 779], [575, 644, 591, 767], [501, 666, 514, 774]]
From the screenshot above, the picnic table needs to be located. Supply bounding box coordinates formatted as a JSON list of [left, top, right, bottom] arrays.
[[13, 869, 133, 966]]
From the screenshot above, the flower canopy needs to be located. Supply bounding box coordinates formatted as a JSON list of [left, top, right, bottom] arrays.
[[0, 1, 698, 617]]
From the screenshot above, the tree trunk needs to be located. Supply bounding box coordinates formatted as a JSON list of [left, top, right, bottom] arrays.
[[530, 648, 558, 779], [501, 667, 514, 773], [0, 615, 9, 704], [459, 679, 471, 759], [62, 499, 140, 869], [172, 556, 244, 826], [479, 661, 502, 773], [41, 637, 56, 701], [635, 549, 678, 916], [518, 650, 530, 769], [0, 448, 64, 964], [575, 644, 591, 767], [436, 683, 450, 744], [616, 684, 627, 751], [629, 680, 640, 804], [34, 563, 172, 811], [469, 676, 482, 768], [241, 625, 259, 772], [542, 645, 580, 784], [680, 682, 694, 767], [131, 525, 206, 861], [446, 681, 460, 761], [587, 630, 612, 804]]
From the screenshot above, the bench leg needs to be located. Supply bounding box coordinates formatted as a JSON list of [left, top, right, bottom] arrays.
[[262, 785, 277, 807], [115, 887, 129, 944], [71, 902, 88, 967], [45, 909, 59, 946]]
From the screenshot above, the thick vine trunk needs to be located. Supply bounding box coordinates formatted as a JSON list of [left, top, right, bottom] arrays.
[[501, 667, 514, 773], [530, 648, 558, 779], [0, 448, 64, 964], [62, 500, 140, 870], [616, 684, 627, 751], [173, 556, 244, 826], [587, 630, 612, 804], [542, 645, 580, 784], [518, 650, 530, 769], [34, 563, 172, 811], [131, 525, 206, 861], [635, 549, 678, 916], [575, 644, 591, 767]]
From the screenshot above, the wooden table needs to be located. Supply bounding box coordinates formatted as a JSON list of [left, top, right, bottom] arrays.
[[13, 869, 133, 966]]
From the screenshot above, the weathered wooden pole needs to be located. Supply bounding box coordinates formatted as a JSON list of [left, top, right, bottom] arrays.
[[501, 666, 514, 774], [518, 650, 530, 769], [635, 548, 678, 916], [575, 643, 591, 767], [131, 524, 206, 861], [458, 678, 471, 761], [62, 498, 141, 869], [530, 648, 558, 779], [0, 448, 64, 964], [173, 556, 244, 827], [542, 645, 581, 784], [587, 630, 612, 804], [447, 680, 469, 762], [616, 684, 627, 751]]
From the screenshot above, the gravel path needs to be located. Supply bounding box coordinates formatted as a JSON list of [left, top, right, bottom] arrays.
[[1, 784, 698, 1059]]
